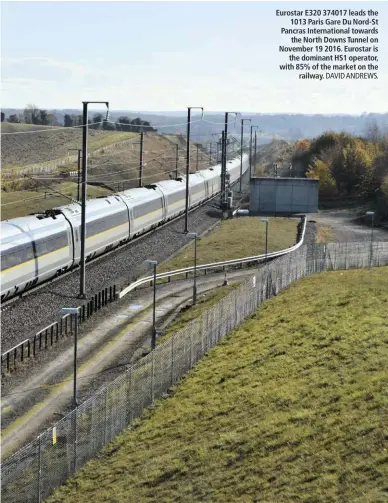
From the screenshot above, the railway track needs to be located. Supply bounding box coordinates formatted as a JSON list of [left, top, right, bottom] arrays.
[[1, 173, 250, 354], [0, 190, 229, 312], [1, 268, 257, 457]]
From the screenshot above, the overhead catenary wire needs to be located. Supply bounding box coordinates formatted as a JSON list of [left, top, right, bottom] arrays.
[[83, 168, 183, 185], [5, 167, 185, 208], [1, 194, 53, 207], [7, 150, 205, 183], [88, 148, 176, 169], [1, 121, 105, 135], [89, 146, 178, 160], [31, 166, 181, 184], [89, 146, 209, 176], [89, 154, 212, 183], [109, 119, 204, 129], [2, 117, 205, 136], [87, 158, 209, 180], [22, 174, 80, 204]]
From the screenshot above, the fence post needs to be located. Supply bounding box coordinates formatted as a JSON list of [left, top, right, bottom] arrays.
[[104, 390, 108, 445], [170, 336, 174, 386], [37, 434, 42, 503], [127, 369, 132, 425], [73, 408, 78, 473], [151, 352, 155, 403], [235, 290, 238, 327], [201, 314, 205, 357], [189, 328, 193, 368], [218, 302, 222, 343]]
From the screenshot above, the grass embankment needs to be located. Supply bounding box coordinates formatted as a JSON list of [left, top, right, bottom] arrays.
[[158, 283, 239, 345], [48, 267, 388, 503], [1, 183, 112, 220], [160, 217, 299, 273], [1, 125, 137, 172]]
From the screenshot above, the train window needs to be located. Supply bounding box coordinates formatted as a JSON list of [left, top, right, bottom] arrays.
[[1, 244, 34, 270], [35, 232, 68, 257], [191, 184, 204, 195], [168, 190, 185, 204], [133, 199, 162, 219], [1, 253, 12, 270], [86, 211, 128, 237], [2, 252, 15, 270]]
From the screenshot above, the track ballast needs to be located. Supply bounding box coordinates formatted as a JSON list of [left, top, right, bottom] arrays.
[[1, 174, 249, 353]]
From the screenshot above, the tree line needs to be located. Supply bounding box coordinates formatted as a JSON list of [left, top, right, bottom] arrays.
[[64, 113, 157, 133], [292, 125, 388, 199], [1, 104, 157, 133], [2, 104, 59, 126]]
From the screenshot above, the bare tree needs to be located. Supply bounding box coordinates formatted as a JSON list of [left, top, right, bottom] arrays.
[[23, 104, 40, 124]]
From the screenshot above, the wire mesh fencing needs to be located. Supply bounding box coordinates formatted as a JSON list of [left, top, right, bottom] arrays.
[[2, 241, 388, 502]]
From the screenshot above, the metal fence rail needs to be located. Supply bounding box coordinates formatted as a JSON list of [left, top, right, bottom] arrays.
[[119, 217, 307, 299], [2, 241, 388, 502], [1, 285, 117, 375]]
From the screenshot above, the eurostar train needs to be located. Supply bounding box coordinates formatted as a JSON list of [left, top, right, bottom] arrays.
[[0, 155, 249, 301]]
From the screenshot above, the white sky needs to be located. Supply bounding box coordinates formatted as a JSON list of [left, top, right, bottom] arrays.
[[1, 1, 387, 113]]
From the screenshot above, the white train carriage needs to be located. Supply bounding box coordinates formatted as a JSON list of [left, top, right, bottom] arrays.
[[55, 195, 130, 263], [227, 154, 249, 184], [118, 186, 164, 237], [155, 179, 187, 220], [188, 172, 207, 206], [1, 156, 246, 300], [1, 214, 73, 299], [200, 165, 222, 197]]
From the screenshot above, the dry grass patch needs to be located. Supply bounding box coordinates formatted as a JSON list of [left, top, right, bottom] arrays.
[[1, 183, 111, 220], [160, 217, 299, 273], [316, 224, 336, 243], [1, 127, 137, 171]]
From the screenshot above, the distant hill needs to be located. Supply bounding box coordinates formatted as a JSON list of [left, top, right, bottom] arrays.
[[2, 109, 388, 143]]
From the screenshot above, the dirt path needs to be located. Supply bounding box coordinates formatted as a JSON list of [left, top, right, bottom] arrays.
[[312, 209, 388, 242]]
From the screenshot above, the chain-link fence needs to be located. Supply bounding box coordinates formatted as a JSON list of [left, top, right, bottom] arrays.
[[2, 241, 388, 502]]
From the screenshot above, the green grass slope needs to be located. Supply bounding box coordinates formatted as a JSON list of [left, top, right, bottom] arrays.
[[48, 267, 388, 503]]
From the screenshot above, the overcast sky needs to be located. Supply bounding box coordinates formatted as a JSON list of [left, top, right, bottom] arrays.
[[1, 1, 387, 114]]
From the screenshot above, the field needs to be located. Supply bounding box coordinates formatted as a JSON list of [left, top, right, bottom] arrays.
[[159, 216, 299, 273], [47, 266, 388, 503], [1, 123, 138, 170], [1, 128, 212, 220]]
